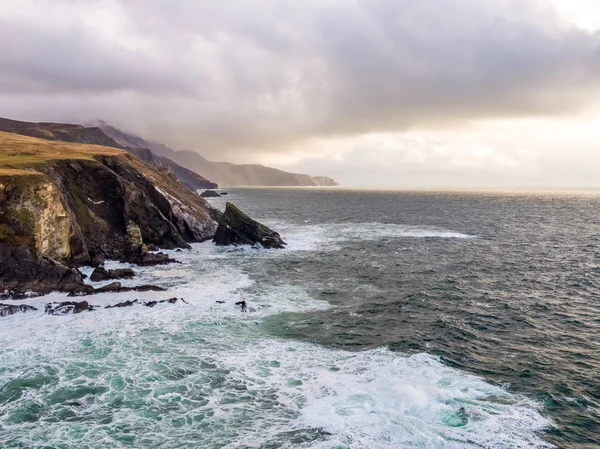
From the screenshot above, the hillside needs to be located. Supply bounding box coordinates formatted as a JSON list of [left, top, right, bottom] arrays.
[[0, 117, 217, 190], [96, 122, 341, 187]]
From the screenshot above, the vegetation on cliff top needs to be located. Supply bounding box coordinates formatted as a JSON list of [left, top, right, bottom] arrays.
[[0, 131, 124, 171]]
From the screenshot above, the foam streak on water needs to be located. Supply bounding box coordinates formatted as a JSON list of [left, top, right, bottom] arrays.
[[0, 223, 551, 449]]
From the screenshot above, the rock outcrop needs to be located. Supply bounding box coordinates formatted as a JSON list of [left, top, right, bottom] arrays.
[[213, 203, 286, 249], [89, 266, 135, 282], [200, 190, 221, 198]]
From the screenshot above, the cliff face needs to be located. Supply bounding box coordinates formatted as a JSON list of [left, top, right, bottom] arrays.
[[0, 171, 72, 261], [97, 123, 341, 187], [0, 132, 220, 294], [0, 117, 218, 191]]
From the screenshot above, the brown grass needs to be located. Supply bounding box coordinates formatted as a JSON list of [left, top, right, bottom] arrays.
[[0, 168, 44, 176], [0, 131, 125, 171]]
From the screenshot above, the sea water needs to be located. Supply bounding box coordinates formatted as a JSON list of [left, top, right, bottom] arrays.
[[3, 188, 599, 448]]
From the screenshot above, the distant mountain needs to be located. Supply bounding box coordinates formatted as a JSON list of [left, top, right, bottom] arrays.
[[95, 122, 341, 187], [0, 117, 217, 190], [0, 117, 120, 147]]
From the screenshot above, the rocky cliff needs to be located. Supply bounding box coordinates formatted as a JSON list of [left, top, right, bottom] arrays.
[[0, 117, 218, 191], [96, 122, 341, 187], [0, 132, 220, 295]]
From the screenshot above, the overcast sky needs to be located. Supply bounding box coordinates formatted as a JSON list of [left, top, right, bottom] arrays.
[[1, 0, 599, 186]]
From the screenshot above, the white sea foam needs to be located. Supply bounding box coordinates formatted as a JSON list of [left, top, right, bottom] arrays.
[[0, 229, 552, 449], [261, 221, 475, 252]]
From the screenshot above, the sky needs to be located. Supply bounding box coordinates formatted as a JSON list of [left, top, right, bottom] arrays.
[[0, 0, 599, 187]]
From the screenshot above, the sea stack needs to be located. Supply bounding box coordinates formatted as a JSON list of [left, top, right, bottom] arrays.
[[200, 190, 221, 198], [213, 203, 286, 249]]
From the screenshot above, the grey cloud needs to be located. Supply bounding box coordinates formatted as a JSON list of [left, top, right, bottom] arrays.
[[0, 17, 190, 94], [0, 0, 598, 160]]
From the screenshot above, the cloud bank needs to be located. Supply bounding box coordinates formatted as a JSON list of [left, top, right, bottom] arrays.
[[0, 0, 599, 185]]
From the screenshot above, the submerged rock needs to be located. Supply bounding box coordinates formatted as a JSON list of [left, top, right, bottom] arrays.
[[213, 203, 286, 249], [106, 297, 187, 309], [45, 300, 94, 315], [143, 297, 187, 307], [200, 190, 221, 198], [69, 283, 165, 296], [0, 303, 38, 317], [106, 299, 139, 309], [89, 266, 135, 282], [234, 300, 256, 313]]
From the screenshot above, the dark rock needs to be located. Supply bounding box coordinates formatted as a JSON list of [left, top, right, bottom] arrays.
[[133, 285, 167, 293], [107, 297, 186, 309], [45, 300, 94, 315], [235, 300, 255, 312], [0, 303, 38, 317], [220, 192, 228, 196], [216, 300, 225, 304], [91, 254, 105, 267], [122, 250, 177, 266], [0, 244, 87, 296], [105, 299, 138, 309], [235, 300, 248, 312], [143, 297, 186, 307], [98, 281, 122, 292], [70, 283, 166, 296], [176, 248, 183, 253], [200, 190, 221, 198], [213, 203, 286, 249], [89, 266, 112, 281], [90, 266, 135, 282], [109, 268, 134, 278], [0, 289, 45, 300]]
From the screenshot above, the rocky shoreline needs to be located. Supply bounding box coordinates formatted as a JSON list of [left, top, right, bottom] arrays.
[[0, 132, 286, 315]]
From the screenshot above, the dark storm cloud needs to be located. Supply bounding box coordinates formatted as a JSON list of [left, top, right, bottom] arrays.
[[0, 0, 598, 158]]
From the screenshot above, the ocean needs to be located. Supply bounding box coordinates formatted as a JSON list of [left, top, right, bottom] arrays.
[[1, 188, 598, 449]]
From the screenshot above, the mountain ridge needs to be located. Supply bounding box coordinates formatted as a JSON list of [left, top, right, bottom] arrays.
[[95, 121, 341, 187]]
